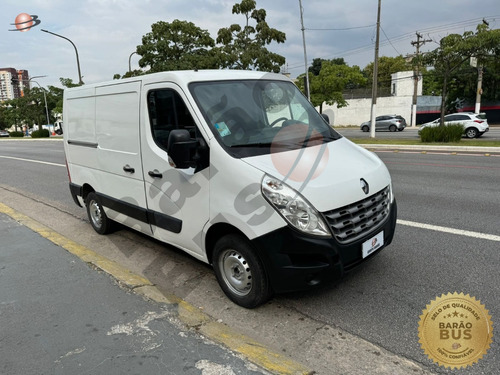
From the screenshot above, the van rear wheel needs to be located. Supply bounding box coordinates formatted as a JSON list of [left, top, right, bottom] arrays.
[[213, 234, 271, 308], [86, 192, 114, 234]]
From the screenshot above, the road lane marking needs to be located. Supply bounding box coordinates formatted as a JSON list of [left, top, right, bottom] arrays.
[[398, 219, 500, 242], [385, 161, 500, 170], [0, 155, 65, 167]]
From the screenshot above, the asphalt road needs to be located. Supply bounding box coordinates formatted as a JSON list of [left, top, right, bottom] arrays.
[[1, 139, 499, 374]]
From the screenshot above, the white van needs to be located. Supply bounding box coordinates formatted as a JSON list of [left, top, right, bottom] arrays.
[[63, 70, 397, 308]]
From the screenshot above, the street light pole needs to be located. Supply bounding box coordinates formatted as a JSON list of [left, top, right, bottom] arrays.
[[129, 52, 138, 73], [41, 29, 84, 85]]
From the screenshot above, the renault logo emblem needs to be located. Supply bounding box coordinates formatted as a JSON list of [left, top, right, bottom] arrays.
[[360, 178, 369, 194]]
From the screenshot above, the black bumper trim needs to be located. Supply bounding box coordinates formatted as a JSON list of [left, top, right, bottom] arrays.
[[251, 199, 397, 293]]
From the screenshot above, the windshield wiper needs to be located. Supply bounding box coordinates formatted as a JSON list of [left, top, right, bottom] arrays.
[[229, 142, 272, 148]]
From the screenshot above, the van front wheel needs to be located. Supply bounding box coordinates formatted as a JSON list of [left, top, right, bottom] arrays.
[[86, 192, 114, 235], [213, 235, 271, 308]]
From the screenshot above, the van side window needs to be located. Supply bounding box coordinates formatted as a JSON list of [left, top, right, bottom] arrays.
[[147, 89, 197, 150]]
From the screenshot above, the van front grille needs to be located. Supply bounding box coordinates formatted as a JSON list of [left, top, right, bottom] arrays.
[[323, 186, 390, 243]]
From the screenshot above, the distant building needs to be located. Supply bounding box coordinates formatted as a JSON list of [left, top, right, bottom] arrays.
[[390, 71, 422, 97], [0, 68, 30, 101], [324, 70, 423, 126]]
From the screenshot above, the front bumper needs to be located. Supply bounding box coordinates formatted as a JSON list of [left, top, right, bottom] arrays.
[[251, 199, 398, 293]]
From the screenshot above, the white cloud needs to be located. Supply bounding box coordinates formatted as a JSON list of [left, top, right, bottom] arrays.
[[1, 0, 498, 88]]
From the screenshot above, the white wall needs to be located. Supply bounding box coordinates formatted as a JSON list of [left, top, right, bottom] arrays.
[[321, 70, 420, 126], [323, 96, 413, 126], [391, 71, 422, 97]]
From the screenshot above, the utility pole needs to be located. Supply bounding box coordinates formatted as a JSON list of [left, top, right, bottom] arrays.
[[474, 19, 489, 114], [474, 65, 483, 114], [298, 0, 310, 100], [410, 32, 431, 127], [369, 0, 381, 138]]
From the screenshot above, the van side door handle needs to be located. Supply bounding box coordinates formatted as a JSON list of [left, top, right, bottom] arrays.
[[123, 165, 135, 173], [148, 170, 163, 178]]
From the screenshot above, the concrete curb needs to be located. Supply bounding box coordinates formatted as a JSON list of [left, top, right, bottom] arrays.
[[359, 144, 500, 155], [0, 202, 313, 375]]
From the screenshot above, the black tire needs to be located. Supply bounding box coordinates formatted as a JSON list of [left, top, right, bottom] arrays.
[[389, 125, 397, 132], [465, 128, 478, 138], [212, 234, 271, 308], [361, 126, 369, 132], [85, 192, 114, 234]]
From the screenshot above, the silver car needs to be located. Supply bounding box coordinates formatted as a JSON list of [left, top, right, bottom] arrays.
[[361, 115, 407, 132]]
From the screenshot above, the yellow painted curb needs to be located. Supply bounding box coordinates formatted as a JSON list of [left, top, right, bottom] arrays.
[[0, 202, 314, 375], [200, 321, 313, 375]]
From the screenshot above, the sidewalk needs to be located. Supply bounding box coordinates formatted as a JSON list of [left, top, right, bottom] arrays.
[[0, 211, 272, 375]]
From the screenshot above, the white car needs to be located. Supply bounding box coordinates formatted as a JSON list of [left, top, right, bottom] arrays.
[[419, 112, 489, 138]]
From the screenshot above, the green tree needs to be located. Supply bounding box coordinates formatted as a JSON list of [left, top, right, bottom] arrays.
[[363, 56, 412, 92], [419, 24, 500, 124], [2, 97, 26, 132], [309, 58, 346, 76], [216, 0, 286, 72], [137, 19, 218, 72], [59, 77, 81, 88], [298, 61, 366, 112]]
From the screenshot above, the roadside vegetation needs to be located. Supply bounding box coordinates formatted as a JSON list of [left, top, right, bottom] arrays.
[[351, 138, 500, 147], [1, 1, 499, 141], [419, 124, 464, 143]]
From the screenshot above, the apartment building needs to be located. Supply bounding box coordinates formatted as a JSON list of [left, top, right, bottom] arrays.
[[0, 68, 30, 101]]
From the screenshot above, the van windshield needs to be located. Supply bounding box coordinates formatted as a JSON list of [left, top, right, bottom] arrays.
[[189, 79, 341, 157]]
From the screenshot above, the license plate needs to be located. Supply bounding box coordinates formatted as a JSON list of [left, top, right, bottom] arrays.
[[362, 231, 384, 258]]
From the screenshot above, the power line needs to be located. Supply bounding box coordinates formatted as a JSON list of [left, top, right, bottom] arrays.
[[285, 15, 500, 72], [306, 24, 375, 31], [380, 26, 401, 55]]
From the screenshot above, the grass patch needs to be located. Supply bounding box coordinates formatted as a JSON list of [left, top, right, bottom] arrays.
[[419, 124, 464, 142], [350, 138, 500, 147]]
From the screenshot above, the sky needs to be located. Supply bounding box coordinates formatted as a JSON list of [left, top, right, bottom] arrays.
[[1, 0, 499, 89]]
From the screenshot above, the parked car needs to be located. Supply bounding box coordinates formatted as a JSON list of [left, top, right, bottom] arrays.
[[418, 112, 489, 138], [0, 130, 10, 137], [360, 115, 407, 132]]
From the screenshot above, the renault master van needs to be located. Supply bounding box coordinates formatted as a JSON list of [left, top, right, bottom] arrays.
[[63, 70, 397, 308]]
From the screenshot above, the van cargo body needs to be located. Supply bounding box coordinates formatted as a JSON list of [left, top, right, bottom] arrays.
[[63, 70, 397, 308]]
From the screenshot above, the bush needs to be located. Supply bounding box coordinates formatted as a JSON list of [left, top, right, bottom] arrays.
[[420, 124, 464, 143], [8, 131, 25, 137], [31, 129, 50, 138]]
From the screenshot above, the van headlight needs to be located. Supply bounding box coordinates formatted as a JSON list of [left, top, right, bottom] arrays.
[[261, 175, 331, 237]]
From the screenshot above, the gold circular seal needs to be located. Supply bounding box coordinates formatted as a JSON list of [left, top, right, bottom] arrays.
[[418, 292, 493, 369]]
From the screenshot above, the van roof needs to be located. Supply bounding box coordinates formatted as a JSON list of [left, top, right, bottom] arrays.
[[65, 70, 291, 92]]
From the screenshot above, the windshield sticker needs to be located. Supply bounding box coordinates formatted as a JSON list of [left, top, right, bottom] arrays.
[[215, 122, 231, 137]]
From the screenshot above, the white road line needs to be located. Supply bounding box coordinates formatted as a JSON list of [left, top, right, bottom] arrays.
[[398, 219, 500, 242], [2, 153, 499, 242], [0, 155, 65, 167]]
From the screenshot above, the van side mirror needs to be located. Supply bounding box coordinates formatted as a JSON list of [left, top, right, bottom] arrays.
[[167, 129, 198, 169]]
